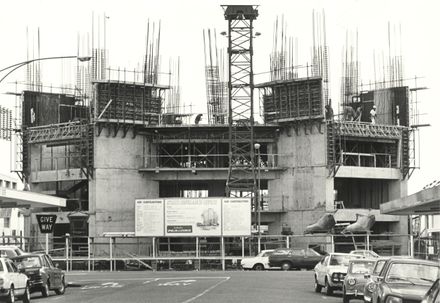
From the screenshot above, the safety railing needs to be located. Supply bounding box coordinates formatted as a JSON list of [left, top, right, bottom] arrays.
[[143, 153, 283, 169], [339, 151, 393, 168], [2, 233, 426, 272]]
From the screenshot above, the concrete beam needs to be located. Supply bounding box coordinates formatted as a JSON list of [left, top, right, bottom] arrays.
[[334, 208, 401, 222], [381, 186, 440, 215], [30, 169, 88, 183], [139, 168, 284, 181], [336, 166, 401, 180]]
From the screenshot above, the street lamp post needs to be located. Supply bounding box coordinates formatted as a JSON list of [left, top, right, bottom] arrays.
[[254, 142, 261, 253], [0, 55, 92, 84]]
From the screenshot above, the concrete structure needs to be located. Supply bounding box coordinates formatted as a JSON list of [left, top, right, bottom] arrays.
[[17, 74, 415, 256]]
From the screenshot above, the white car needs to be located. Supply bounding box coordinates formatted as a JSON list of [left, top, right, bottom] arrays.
[[349, 250, 379, 259], [0, 257, 30, 302], [0, 246, 26, 258], [314, 253, 361, 295], [241, 250, 275, 270]]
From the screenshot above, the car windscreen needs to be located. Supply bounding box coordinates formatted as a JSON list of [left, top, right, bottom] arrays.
[[14, 256, 42, 269], [373, 260, 387, 274], [0, 250, 16, 257], [329, 255, 354, 266], [349, 261, 375, 274], [386, 263, 439, 284]]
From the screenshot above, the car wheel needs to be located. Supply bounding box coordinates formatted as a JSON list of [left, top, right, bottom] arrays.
[[7, 285, 15, 303], [22, 284, 31, 303], [325, 278, 333, 296], [41, 280, 50, 297], [314, 276, 322, 293], [280, 261, 291, 271], [253, 264, 264, 271], [343, 287, 350, 303], [55, 277, 66, 295]]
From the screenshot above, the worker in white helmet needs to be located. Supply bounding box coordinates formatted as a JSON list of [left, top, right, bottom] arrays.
[[370, 105, 377, 124]]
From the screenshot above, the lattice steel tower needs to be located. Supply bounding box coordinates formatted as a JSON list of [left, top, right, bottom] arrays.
[[222, 5, 258, 198]]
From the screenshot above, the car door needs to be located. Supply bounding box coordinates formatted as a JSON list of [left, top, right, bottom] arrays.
[[6, 260, 25, 295], [316, 256, 328, 285], [44, 255, 61, 288]]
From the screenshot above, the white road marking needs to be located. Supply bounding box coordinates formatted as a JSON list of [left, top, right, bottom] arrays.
[[158, 280, 196, 286], [81, 282, 124, 290], [180, 277, 230, 303], [73, 276, 229, 282]]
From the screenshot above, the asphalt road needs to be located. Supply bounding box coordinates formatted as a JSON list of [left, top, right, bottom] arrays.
[[28, 270, 345, 303]]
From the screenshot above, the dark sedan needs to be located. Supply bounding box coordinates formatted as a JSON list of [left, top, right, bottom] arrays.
[[371, 258, 439, 303], [12, 253, 66, 297], [268, 248, 322, 270], [421, 279, 440, 303]]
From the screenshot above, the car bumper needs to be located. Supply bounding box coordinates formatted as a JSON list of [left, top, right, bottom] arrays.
[[0, 288, 11, 297], [329, 281, 344, 289]]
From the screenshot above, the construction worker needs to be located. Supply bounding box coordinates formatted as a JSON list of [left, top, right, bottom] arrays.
[[355, 105, 363, 122], [370, 105, 377, 124]]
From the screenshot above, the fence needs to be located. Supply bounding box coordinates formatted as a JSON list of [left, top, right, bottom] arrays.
[[2, 233, 434, 272]]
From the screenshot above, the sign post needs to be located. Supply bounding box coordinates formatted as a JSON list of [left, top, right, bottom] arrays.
[[36, 214, 57, 255]]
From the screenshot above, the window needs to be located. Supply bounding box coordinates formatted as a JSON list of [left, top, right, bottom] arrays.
[[0, 261, 3, 272], [12, 182, 17, 190], [5, 261, 16, 273], [3, 218, 10, 228], [44, 255, 55, 268], [291, 249, 305, 256]]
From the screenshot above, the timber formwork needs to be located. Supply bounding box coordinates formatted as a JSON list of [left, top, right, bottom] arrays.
[[93, 80, 167, 137], [256, 77, 323, 123]]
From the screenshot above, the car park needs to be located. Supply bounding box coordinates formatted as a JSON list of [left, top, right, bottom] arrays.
[[241, 249, 275, 270], [371, 258, 439, 303], [0, 246, 26, 258], [0, 257, 30, 303], [349, 250, 380, 259], [269, 248, 322, 271], [314, 253, 361, 295], [421, 279, 440, 303], [342, 258, 376, 303], [12, 253, 65, 298]]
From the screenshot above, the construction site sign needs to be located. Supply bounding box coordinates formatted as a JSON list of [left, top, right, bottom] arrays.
[[135, 199, 164, 237], [36, 214, 57, 233], [134, 197, 251, 237]]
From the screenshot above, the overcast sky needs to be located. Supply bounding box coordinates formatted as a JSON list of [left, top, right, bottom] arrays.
[[0, 0, 438, 193]]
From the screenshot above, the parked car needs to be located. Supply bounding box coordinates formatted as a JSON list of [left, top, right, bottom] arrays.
[[371, 258, 439, 303], [342, 258, 376, 303], [363, 256, 410, 302], [12, 253, 65, 298], [241, 249, 275, 270], [0, 257, 30, 303], [421, 279, 440, 303], [349, 250, 380, 259], [0, 246, 26, 258], [268, 248, 322, 270], [363, 258, 390, 302], [314, 253, 361, 295]]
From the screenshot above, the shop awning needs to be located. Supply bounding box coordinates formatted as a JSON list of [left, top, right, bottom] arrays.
[[380, 186, 440, 215], [0, 187, 66, 209]]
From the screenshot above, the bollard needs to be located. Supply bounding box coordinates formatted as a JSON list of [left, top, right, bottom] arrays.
[[65, 233, 70, 272]]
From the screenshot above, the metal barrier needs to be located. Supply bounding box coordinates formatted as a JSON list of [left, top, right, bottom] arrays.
[[1, 233, 434, 271]]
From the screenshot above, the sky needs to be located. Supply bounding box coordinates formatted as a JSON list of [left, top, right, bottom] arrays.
[[0, 0, 439, 194]]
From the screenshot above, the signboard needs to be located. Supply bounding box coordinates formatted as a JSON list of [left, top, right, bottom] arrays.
[[135, 199, 164, 236], [165, 198, 222, 236], [135, 197, 251, 237], [222, 198, 251, 236], [36, 214, 57, 233]]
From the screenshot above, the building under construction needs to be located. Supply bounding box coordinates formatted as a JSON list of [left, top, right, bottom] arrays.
[[9, 5, 424, 257]]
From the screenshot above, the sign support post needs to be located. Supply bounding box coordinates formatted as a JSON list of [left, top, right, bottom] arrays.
[[45, 234, 49, 254]]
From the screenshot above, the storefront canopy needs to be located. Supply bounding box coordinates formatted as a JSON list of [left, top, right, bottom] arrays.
[[0, 187, 66, 209], [381, 185, 440, 215]]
